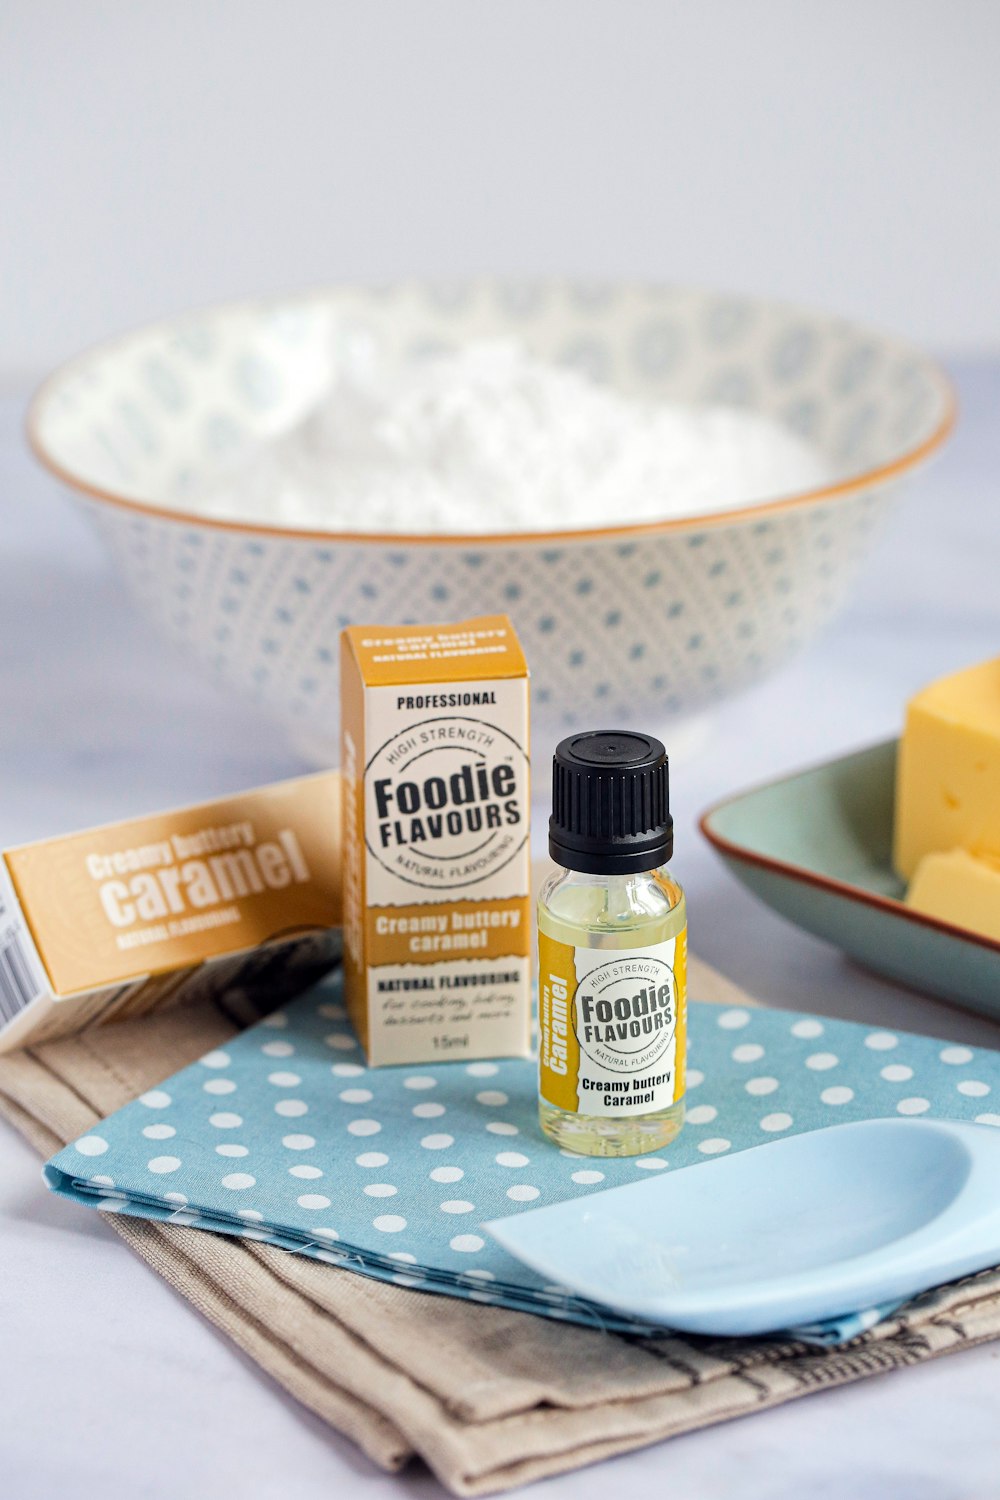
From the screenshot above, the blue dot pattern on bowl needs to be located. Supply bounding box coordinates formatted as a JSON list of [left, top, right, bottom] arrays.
[[36, 283, 950, 751]]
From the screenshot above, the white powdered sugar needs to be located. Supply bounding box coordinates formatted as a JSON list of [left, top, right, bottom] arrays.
[[200, 341, 831, 533]]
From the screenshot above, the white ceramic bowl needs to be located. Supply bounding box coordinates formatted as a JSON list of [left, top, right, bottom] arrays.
[[28, 282, 953, 763]]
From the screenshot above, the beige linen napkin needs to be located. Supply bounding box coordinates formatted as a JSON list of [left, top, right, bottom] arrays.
[[2, 958, 999, 1495]]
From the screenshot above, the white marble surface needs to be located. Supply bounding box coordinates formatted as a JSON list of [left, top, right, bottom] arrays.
[[1, 364, 999, 1497]]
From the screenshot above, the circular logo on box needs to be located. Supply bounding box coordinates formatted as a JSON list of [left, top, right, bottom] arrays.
[[364, 716, 529, 891], [575, 953, 677, 1072]]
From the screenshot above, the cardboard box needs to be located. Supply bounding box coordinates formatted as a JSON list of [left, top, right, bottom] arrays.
[[340, 615, 531, 1065], [0, 772, 341, 1053]]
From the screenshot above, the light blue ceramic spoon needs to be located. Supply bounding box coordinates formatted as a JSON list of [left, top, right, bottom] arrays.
[[486, 1118, 1000, 1337]]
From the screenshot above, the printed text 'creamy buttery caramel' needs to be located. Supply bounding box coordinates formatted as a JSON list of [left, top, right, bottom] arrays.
[[341, 615, 531, 1066]]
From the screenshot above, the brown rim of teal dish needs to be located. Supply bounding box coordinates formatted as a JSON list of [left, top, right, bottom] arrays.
[[699, 748, 1000, 960], [25, 289, 958, 549]]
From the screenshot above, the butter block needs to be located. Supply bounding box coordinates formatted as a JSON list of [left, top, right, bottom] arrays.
[[906, 848, 1000, 943], [894, 657, 1000, 879]]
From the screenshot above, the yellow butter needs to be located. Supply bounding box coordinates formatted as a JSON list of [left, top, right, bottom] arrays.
[[905, 848, 1000, 943], [894, 657, 1000, 880]]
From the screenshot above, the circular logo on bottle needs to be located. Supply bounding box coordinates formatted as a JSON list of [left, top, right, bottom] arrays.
[[575, 953, 677, 1072], [364, 715, 529, 891]]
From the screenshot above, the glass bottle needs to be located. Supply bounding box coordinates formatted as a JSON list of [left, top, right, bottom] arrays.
[[537, 731, 686, 1157]]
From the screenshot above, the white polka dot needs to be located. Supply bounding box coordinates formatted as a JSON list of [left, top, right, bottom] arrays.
[[339, 1088, 373, 1104], [462, 1268, 495, 1281], [313, 1227, 339, 1239], [732, 1043, 764, 1063], [897, 1097, 931, 1115], [96, 1199, 125, 1213], [881, 1064, 913, 1083], [388, 1250, 416, 1263], [466, 1062, 500, 1079], [237, 1208, 263, 1221], [686, 1069, 704, 1088], [440, 1200, 474, 1214], [363, 1183, 397, 1197], [325, 1034, 357, 1051], [430, 1166, 464, 1183], [806, 1053, 839, 1071], [139, 1090, 171, 1108], [74, 1135, 109, 1156], [476, 1090, 509, 1106], [941, 1046, 974, 1065], [634, 1157, 668, 1170], [373, 1214, 406, 1232], [289, 1164, 324, 1179], [745, 1076, 779, 1097], [283, 1133, 316, 1150], [275, 1099, 308, 1117], [91, 1175, 114, 1187], [760, 1113, 793, 1133], [403, 1075, 437, 1090], [717, 1008, 751, 1030], [450, 1234, 484, 1252], [268, 1071, 301, 1088], [298, 1194, 332, 1210], [421, 1134, 454, 1150], [496, 1151, 529, 1167], [686, 1104, 718, 1125], [147, 1156, 181, 1174], [486, 1121, 519, 1136], [571, 1169, 605, 1184], [209, 1112, 242, 1129], [698, 1138, 732, 1154], [261, 1040, 295, 1057], [975, 1113, 1000, 1127], [163, 1191, 187, 1205], [507, 1185, 541, 1201], [200, 1050, 230, 1069], [215, 1144, 249, 1158], [347, 1118, 381, 1136], [314, 1248, 342, 1264], [221, 1172, 255, 1190], [317, 1002, 346, 1020], [865, 1032, 898, 1051], [331, 1063, 365, 1077], [791, 1019, 824, 1039], [958, 1080, 991, 1098], [355, 1151, 389, 1167], [821, 1086, 854, 1105], [261, 1010, 288, 1027], [413, 1102, 446, 1119], [203, 1078, 237, 1095], [142, 1124, 176, 1140]]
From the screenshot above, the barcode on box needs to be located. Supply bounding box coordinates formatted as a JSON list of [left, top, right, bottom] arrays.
[[0, 930, 42, 1024]]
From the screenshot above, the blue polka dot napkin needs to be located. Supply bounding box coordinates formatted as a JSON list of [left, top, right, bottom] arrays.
[[43, 975, 1000, 1345]]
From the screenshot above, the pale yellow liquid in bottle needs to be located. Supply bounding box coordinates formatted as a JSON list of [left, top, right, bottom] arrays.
[[537, 865, 686, 1157]]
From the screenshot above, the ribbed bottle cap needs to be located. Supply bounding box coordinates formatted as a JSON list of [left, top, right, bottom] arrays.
[[548, 730, 672, 875]]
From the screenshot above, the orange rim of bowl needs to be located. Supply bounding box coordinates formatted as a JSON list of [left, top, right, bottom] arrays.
[[25, 296, 958, 549], [699, 749, 1000, 962]]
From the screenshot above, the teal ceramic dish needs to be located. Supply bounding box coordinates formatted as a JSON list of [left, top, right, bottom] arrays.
[[700, 740, 1000, 1015]]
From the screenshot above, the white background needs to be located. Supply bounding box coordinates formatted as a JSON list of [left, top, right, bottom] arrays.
[[4, 0, 1000, 381]]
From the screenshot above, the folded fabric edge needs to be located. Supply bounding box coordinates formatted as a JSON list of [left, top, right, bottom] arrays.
[[44, 1157, 892, 1347]]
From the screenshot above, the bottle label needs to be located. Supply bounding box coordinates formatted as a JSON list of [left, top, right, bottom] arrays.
[[538, 927, 686, 1117]]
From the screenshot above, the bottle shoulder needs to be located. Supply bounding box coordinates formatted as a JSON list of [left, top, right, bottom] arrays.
[[538, 863, 685, 941]]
